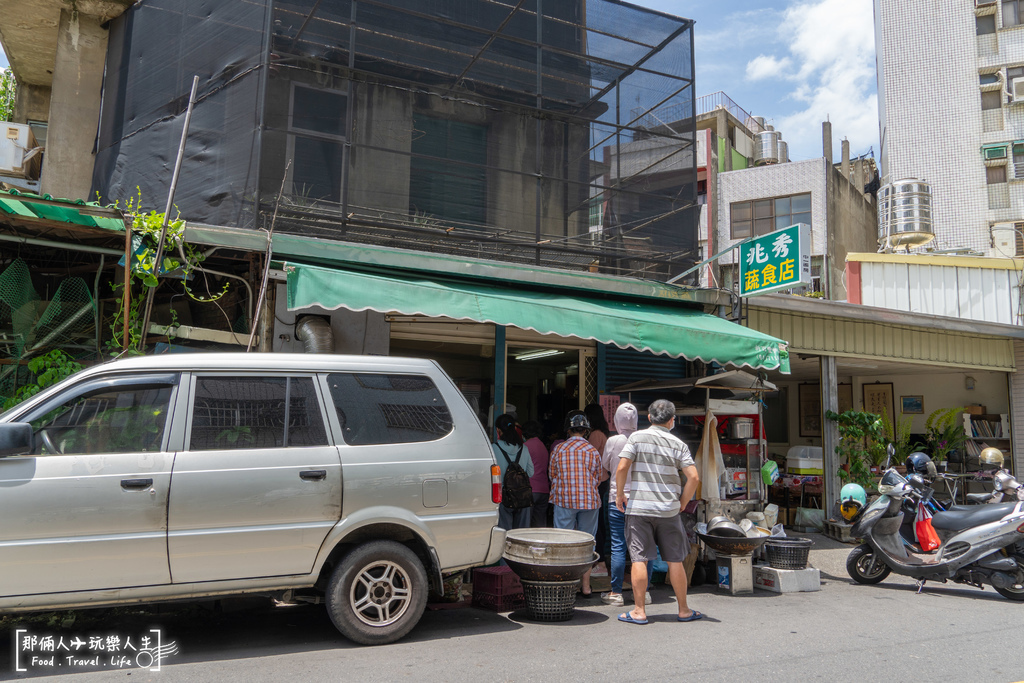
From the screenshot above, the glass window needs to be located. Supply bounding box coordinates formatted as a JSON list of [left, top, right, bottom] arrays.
[[327, 373, 453, 445], [189, 377, 328, 451], [774, 197, 791, 215], [790, 194, 811, 213], [988, 165, 1008, 184], [731, 194, 811, 239], [753, 200, 772, 218], [409, 115, 487, 225], [1004, 0, 1021, 28], [1009, 66, 1024, 81], [980, 73, 1000, 85], [754, 218, 773, 236], [982, 90, 1003, 111], [29, 384, 173, 456], [977, 14, 997, 35], [732, 202, 751, 221], [291, 86, 347, 137]]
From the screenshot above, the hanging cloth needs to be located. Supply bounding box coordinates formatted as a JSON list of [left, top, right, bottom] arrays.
[[696, 410, 726, 501]]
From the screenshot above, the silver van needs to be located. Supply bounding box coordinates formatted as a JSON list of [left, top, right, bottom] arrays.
[[0, 353, 503, 645]]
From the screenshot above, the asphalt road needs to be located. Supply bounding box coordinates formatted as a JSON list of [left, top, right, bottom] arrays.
[[1, 533, 1022, 683]]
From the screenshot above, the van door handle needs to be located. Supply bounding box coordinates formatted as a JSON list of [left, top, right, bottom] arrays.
[[299, 470, 327, 481], [121, 478, 153, 490]]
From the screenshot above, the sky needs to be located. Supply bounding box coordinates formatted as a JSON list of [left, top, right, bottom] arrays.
[[0, 1, 877, 161], [634, 0, 879, 163]]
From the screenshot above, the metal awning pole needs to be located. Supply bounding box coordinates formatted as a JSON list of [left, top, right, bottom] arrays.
[[139, 75, 200, 350], [667, 237, 751, 284]]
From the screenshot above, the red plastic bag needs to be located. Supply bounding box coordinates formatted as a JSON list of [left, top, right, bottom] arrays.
[[915, 501, 940, 552]]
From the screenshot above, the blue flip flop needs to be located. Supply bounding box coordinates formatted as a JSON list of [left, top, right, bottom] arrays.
[[677, 610, 704, 622], [618, 612, 648, 625]]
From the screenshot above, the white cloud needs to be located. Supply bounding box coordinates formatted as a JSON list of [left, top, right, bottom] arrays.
[[745, 0, 878, 160], [746, 54, 793, 81]]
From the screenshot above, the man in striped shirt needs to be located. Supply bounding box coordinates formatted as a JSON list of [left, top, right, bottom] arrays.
[[614, 399, 701, 625]]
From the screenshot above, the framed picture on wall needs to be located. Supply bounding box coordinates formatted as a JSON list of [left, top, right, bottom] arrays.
[[798, 383, 822, 437], [863, 382, 895, 420], [901, 395, 924, 414]]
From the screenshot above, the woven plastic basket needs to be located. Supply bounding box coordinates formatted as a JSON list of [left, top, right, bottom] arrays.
[[764, 538, 813, 570], [521, 579, 579, 621]]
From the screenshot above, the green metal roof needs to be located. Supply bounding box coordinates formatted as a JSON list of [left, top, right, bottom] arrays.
[[0, 190, 124, 232]]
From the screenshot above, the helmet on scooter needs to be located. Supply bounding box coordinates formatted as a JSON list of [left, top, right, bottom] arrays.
[[979, 447, 1004, 471], [840, 483, 867, 521], [905, 452, 937, 479]]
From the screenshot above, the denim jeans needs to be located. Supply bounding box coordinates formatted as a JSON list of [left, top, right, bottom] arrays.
[[498, 504, 531, 531], [553, 505, 599, 536], [608, 503, 628, 594]]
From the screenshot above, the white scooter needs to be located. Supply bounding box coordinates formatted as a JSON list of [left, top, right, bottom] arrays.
[[846, 467, 1024, 600]]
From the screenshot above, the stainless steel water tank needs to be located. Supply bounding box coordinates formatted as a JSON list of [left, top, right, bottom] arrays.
[[877, 179, 934, 250], [753, 130, 782, 165], [778, 140, 789, 163]]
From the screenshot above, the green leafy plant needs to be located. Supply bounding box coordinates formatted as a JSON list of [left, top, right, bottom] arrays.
[[879, 410, 919, 466], [2, 350, 83, 410], [825, 409, 885, 488], [105, 191, 224, 355], [0, 68, 16, 123], [925, 406, 967, 462]]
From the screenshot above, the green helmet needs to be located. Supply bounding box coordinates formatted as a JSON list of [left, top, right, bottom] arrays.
[[840, 483, 868, 522]]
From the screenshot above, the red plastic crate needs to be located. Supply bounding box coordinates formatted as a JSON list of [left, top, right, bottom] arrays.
[[472, 591, 525, 612], [472, 566, 522, 595]]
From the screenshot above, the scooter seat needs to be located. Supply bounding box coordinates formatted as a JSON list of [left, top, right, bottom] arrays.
[[931, 502, 1018, 532]]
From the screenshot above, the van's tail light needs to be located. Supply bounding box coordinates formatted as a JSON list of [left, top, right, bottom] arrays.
[[491, 465, 502, 504]]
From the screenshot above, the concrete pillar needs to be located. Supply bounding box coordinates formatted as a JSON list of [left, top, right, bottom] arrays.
[[822, 120, 832, 165], [716, 109, 731, 172], [821, 356, 840, 511], [841, 138, 850, 179], [853, 160, 864, 196], [39, 10, 108, 200]]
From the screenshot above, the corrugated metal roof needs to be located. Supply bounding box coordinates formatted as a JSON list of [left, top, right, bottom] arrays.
[[748, 306, 1015, 371]]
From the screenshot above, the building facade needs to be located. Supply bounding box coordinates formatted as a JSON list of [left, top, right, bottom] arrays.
[[875, 0, 1024, 253]]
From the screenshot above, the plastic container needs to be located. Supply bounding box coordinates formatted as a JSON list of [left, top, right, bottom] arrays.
[[763, 504, 779, 529], [786, 446, 823, 475], [521, 579, 578, 621], [746, 512, 766, 528], [727, 417, 755, 439], [764, 537, 813, 570]]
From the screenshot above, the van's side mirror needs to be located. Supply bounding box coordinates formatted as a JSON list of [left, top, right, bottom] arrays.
[[0, 423, 33, 457]]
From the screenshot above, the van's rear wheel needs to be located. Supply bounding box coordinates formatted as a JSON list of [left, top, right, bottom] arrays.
[[847, 544, 891, 584], [325, 541, 428, 645]]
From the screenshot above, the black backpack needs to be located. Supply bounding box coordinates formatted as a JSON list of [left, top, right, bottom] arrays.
[[497, 444, 533, 510]]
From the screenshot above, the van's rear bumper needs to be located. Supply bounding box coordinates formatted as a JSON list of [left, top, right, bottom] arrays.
[[484, 526, 506, 565]]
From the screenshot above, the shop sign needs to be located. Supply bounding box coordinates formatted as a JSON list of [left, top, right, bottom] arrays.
[[738, 223, 811, 297]]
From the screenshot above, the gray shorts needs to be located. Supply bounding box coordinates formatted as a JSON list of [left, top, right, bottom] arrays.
[[626, 514, 690, 563]]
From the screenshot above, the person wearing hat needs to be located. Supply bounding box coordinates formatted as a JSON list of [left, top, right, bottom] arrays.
[[549, 409, 603, 596]]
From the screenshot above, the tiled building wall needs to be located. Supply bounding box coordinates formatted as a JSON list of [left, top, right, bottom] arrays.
[[876, 0, 1024, 253], [717, 158, 828, 265]]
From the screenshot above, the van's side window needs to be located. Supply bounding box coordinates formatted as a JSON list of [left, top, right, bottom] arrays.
[[189, 376, 328, 450], [29, 385, 173, 456], [327, 373, 453, 445]]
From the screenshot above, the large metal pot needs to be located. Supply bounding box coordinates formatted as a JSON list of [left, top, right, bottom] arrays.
[[727, 417, 754, 440], [504, 553, 600, 582], [503, 529, 595, 565]]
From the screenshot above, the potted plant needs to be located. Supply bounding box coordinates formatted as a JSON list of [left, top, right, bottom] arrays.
[[825, 410, 885, 489], [925, 407, 967, 464], [879, 410, 921, 473]]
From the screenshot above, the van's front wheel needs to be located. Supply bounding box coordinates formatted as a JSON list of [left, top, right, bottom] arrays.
[[326, 541, 428, 645]]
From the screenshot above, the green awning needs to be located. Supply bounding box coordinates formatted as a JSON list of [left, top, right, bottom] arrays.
[[0, 190, 124, 232], [286, 262, 790, 372]]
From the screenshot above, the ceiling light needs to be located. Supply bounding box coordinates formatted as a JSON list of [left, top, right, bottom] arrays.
[[515, 349, 561, 361]]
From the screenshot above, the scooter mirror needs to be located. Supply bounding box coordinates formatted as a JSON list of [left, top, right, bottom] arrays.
[[885, 443, 895, 468]]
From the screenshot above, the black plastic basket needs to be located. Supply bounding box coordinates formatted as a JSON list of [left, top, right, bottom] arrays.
[[521, 580, 578, 622], [764, 538, 813, 570]]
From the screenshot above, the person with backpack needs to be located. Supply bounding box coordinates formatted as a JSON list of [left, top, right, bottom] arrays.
[[549, 410, 603, 596], [493, 413, 534, 531]]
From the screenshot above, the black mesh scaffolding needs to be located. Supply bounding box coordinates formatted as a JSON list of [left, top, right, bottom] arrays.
[[93, 0, 697, 280]]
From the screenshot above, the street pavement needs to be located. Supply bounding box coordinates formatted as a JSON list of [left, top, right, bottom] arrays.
[[1, 532, 1023, 683]]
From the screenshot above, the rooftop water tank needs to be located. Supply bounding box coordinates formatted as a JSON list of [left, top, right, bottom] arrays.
[[753, 129, 782, 165], [777, 140, 789, 163], [877, 179, 934, 250]]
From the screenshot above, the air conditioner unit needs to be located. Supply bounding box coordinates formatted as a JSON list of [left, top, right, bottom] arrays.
[[990, 222, 1018, 258], [0, 123, 41, 179], [1012, 78, 1024, 104], [984, 145, 1008, 160]]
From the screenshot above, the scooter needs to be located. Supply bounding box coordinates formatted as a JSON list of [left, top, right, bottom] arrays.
[[846, 467, 1024, 600]]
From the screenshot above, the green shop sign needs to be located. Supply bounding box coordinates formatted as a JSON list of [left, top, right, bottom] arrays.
[[738, 223, 811, 297]]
